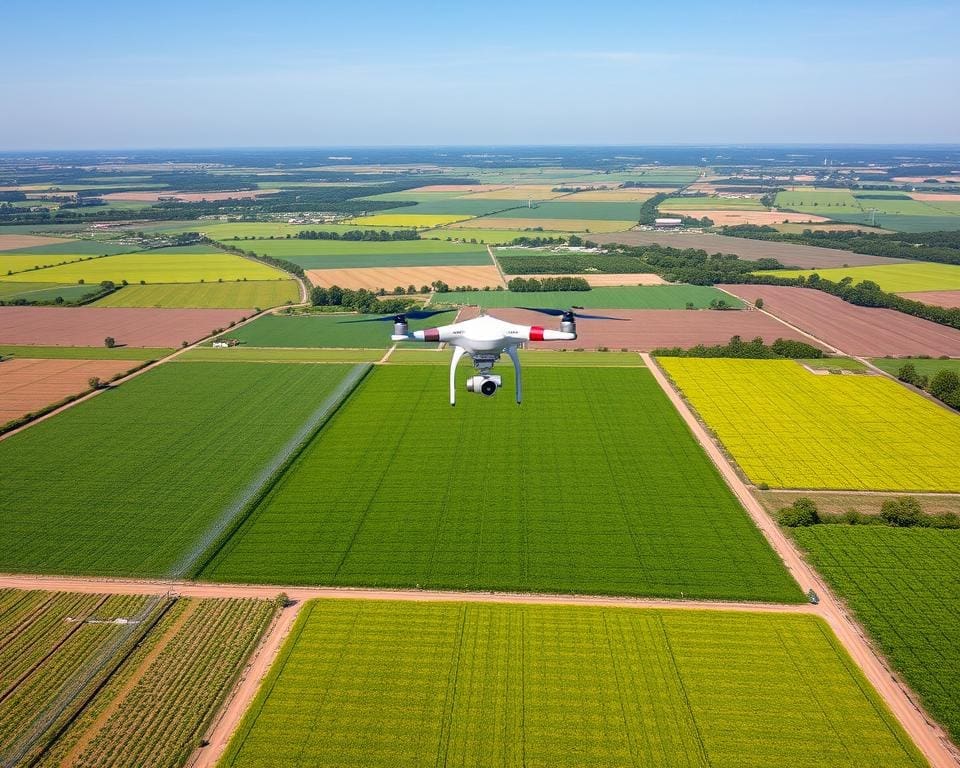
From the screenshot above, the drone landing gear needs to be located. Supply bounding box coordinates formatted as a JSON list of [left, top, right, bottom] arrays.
[[448, 347, 522, 405], [506, 345, 522, 405], [449, 345, 466, 406]]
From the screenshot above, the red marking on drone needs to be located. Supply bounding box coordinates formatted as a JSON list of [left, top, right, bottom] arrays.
[[423, 328, 440, 342], [529, 326, 545, 341]]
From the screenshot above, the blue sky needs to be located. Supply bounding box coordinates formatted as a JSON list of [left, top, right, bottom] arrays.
[[3, 0, 958, 149]]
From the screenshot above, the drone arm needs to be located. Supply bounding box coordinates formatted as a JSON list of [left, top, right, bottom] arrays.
[[448, 345, 467, 406], [526, 325, 576, 342], [506, 345, 522, 404]]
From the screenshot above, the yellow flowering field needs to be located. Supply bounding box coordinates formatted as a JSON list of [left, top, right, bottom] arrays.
[[659, 358, 960, 491]]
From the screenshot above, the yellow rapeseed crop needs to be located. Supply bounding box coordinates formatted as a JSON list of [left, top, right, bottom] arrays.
[[344, 213, 473, 228], [659, 358, 960, 492]]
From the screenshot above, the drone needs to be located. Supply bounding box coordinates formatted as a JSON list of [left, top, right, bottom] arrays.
[[344, 307, 627, 405]]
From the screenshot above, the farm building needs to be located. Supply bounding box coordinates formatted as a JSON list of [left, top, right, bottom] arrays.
[[654, 217, 683, 228]]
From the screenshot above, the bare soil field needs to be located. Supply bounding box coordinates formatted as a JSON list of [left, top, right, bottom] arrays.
[[0, 357, 140, 423], [102, 190, 269, 203], [588, 230, 906, 268], [719, 285, 960, 356], [510, 272, 667, 286], [898, 290, 960, 308], [660, 209, 831, 226], [0, 306, 249, 347], [457, 306, 821, 351], [0, 234, 67, 251], [306, 264, 505, 291], [909, 192, 960, 203]]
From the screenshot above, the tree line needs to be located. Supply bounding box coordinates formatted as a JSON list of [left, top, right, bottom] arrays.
[[653, 335, 823, 359], [897, 363, 960, 411], [506, 277, 590, 292]]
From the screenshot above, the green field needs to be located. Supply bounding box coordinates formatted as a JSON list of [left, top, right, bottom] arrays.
[[757, 262, 960, 293], [203, 366, 801, 601], [1, 248, 287, 284], [775, 189, 862, 212], [871, 357, 960, 376], [0, 282, 97, 303], [427, 227, 573, 244], [488, 201, 645, 221], [659, 358, 960, 491], [387, 349, 645, 366], [219, 600, 923, 768], [793, 526, 960, 743], [235, 238, 491, 268], [774, 189, 960, 232], [179, 347, 383, 363], [661, 196, 767, 211], [92, 280, 300, 308], [378, 199, 526, 216], [1, 253, 91, 275], [0, 345, 171, 360], [3, 239, 140, 256], [0, 362, 356, 576], [434, 285, 743, 309], [217, 313, 440, 348]]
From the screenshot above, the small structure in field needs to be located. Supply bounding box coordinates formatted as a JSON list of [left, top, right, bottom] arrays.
[[212, 338, 240, 349], [654, 217, 683, 229]]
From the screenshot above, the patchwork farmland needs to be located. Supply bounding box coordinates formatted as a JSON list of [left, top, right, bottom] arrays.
[[3, 146, 960, 768]]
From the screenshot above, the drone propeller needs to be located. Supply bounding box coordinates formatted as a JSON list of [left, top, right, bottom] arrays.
[[517, 307, 630, 321], [339, 308, 456, 324]]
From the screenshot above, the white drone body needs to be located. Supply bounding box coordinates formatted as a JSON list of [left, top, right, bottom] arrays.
[[393, 312, 576, 405]]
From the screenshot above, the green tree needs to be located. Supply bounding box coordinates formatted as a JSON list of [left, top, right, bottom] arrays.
[[880, 497, 924, 527]]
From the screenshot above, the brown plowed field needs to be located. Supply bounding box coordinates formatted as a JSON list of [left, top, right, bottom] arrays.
[[660, 209, 830, 226], [587, 230, 906, 268], [306, 265, 504, 291], [510, 273, 667, 286], [457, 306, 821, 351], [719, 284, 960, 356], [0, 234, 67, 251], [898, 290, 960, 308], [909, 192, 960, 203], [0, 306, 248, 347], [0, 358, 140, 423]]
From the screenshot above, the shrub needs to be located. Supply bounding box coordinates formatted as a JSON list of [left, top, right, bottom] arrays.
[[777, 497, 820, 527], [755, 297, 764, 309], [87, 376, 102, 390], [880, 497, 924, 527], [104, 337, 116, 348]]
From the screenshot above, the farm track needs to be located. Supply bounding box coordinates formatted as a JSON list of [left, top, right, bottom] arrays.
[[641, 352, 959, 768]]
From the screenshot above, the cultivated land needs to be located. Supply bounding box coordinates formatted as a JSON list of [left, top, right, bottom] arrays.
[[433, 285, 743, 310], [507, 272, 667, 286], [899, 290, 960, 308], [204, 366, 801, 602], [792, 526, 960, 744], [0, 345, 171, 360], [233, 238, 491, 269], [305, 264, 504, 291], [719, 285, 960, 357], [456, 306, 821, 351], [386, 349, 646, 366], [586, 230, 905, 268], [180, 347, 384, 363], [659, 358, 960, 492], [217, 313, 441, 349], [0, 362, 356, 576], [0, 282, 99, 303], [759, 262, 960, 293], [449, 217, 636, 233], [0, 250, 285, 284], [0, 234, 67, 250], [0, 306, 250, 347], [219, 600, 923, 768], [871, 357, 960, 376], [0, 588, 275, 768], [91, 280, 300, 309], [670, 210, 830, 226], [487, 201, 647, 221], [345, 214, 471, 228], [3, 239, 140, 256], [661, 196, 767, 210], [1, 253, 95, 274], [0, 357, 142, 424], [426, 227, 572, 244]]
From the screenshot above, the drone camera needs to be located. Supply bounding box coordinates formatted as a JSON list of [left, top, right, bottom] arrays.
[[466, 374, 501, 397]]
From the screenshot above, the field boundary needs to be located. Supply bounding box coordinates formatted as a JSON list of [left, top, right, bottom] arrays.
[[184, 363, 374, 579]]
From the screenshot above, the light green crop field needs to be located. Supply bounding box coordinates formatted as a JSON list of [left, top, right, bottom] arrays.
[[219, 600, 923, 768], [660, 196, 767, 211], [0, 282, 96, 303], [0, 345, 172, 360], [386, 349, 646, 366], [378, 199, 525, 216], [659, 358, 960, 491], [775, 189, 863, 213], [3, 239, 140, 256], [218, 313, 439, 349], [757, 262, 960, 293], [427, 227, 573, 244], [793, 526, 960, 743], [1, 250, 286, 284], [488, 201, 644, 220], [178, 347, 383, 363], [234, 238, 490, 268], [433, 285, 743, 309], [92, 280, 300, 308], [1, 253, 91, 275], [871, 357, 960, 376], [203, 366, 801, 602], [0, 362, 356, 576]]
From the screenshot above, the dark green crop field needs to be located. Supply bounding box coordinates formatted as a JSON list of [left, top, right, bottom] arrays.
[[203, 365, 801, 602], [792, 526, 960, 743], [488, 201, 645, 221], [218, 313, 440, 348], [379, 199, 524, 216], [219, 600, 923, 768], [0, 362, 355, 577], [2, 239, 141, 256], [231, 238, 490, 268], [435, 285, 743, 309]]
